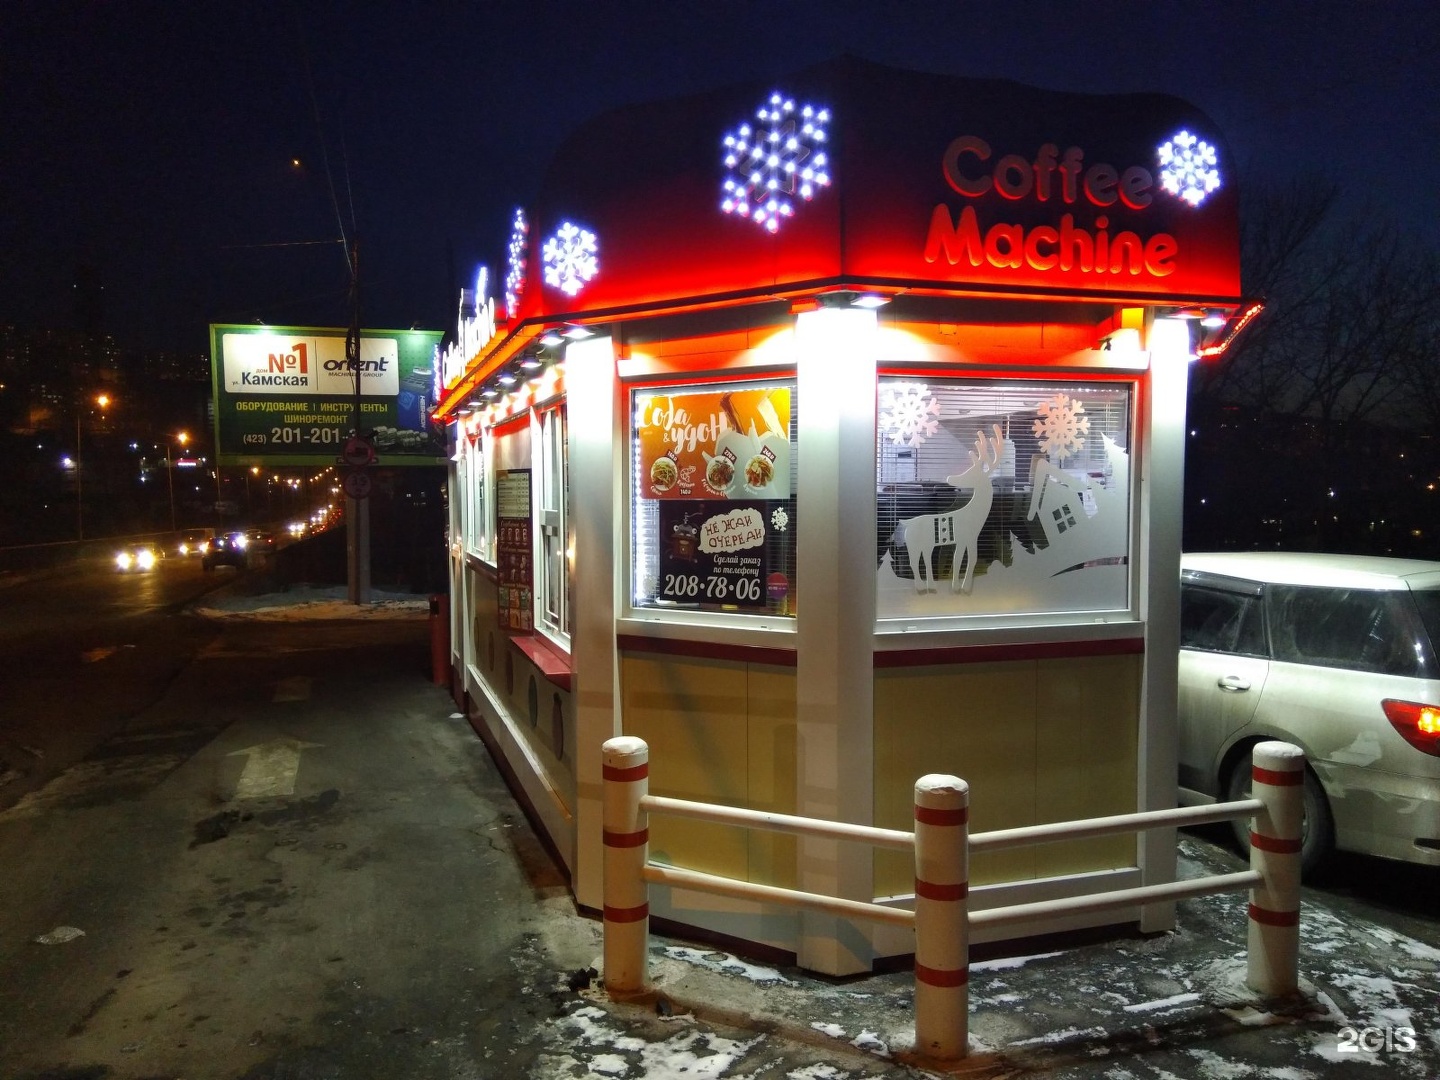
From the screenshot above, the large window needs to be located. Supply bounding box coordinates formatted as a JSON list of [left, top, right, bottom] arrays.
[[461, 429, 488, 560], [538, 405, 571, 644], [875, 376, 1133, 623], [630, 378, 797, 618]]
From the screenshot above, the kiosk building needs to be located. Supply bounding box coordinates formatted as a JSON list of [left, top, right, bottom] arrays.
[[432, 57, 1250, 974]]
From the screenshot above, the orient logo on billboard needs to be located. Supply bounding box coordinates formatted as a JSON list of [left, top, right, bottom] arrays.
[[221, 333, 400, 397]]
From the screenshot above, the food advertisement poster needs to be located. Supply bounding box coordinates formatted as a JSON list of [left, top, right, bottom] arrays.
[[496, 469, 533, 631], [658, 501, 771, 609], [636, 386, 791, 500]]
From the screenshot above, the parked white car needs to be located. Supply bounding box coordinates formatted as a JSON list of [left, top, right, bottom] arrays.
[[1178, 551, 1440, 873]]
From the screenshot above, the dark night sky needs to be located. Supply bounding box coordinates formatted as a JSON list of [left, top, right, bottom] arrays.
[[5, 1, 1437, 355]]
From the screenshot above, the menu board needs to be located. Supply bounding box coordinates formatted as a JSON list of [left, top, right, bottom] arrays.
[[657, 500, 771, 609], [636, 386, 791, 500], [495, 469, 532, 631]]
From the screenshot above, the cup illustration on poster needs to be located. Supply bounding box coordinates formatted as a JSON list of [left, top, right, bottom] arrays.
[[637, 387, 791, 500]]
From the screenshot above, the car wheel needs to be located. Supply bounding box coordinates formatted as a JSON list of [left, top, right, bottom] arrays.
[[1225, 748, 1335, 877]]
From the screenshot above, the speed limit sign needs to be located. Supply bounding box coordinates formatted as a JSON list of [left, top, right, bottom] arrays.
[[342, 468, 373, 500]]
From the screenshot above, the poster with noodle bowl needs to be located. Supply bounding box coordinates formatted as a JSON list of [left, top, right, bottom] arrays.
[[635, 386, 791, 500]]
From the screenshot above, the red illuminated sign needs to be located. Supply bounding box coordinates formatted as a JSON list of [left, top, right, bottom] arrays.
[[505, 59, 1242, 332]]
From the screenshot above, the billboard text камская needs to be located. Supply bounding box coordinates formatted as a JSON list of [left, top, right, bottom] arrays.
[[210, 324, 444, 466]]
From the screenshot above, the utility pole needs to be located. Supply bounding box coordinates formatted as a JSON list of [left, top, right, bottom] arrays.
[[345, 238, 372, 605]]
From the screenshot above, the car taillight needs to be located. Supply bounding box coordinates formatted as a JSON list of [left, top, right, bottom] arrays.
[[1382, 699, 1440, 757]]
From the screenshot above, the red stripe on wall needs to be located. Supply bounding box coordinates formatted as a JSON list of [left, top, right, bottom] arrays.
[[617, 634, 797, 668], [875, 636, 1144, 668]]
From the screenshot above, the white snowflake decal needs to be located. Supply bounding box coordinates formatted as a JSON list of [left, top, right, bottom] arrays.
[[770, 506, 789, 532], [504, 208, 528, 315], [1032, 394, 1091, 462], [879, 382, 941, 448], [541, 221, 598, 297], [720, 93, 831, 233], [1157, 129, 1221, 207]]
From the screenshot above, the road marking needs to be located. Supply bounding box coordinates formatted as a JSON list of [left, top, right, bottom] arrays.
[[227, 738, 321, 799], [80, 646, 119, 663], [272, 676, 313, 702]]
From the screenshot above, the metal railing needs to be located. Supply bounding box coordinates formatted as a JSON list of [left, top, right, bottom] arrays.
[[601, 736, 1305, 1063]]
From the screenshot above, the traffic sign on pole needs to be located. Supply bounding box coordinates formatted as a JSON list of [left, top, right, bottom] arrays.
[[343, 468, 373, 500]]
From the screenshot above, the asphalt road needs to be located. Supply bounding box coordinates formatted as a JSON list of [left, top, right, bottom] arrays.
[[0, 554, 230, 811], [0, 594, 600, 1080]]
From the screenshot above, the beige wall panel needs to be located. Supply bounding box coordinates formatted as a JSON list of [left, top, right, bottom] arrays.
[[620, 653, 751, 880], [1033, 654, 1141, 876], [874, 664, 1040, 894], [746, 666, 797, 889]]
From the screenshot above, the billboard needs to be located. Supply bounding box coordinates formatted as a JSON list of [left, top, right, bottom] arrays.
[[210, 324, 445, 466]]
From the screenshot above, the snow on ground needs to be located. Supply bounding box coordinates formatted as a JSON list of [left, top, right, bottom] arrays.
[[664, 946, 798, 985], [191, 584, 429, 620]]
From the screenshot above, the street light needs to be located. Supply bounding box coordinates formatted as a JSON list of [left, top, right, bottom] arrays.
[[76, 393, 112, 541], [245, 465, 260, 516], [165, 431, 190, 531]]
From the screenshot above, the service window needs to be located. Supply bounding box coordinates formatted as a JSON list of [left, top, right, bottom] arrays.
[[630, 378, 797, 618], [875, 376, 1133, 624]]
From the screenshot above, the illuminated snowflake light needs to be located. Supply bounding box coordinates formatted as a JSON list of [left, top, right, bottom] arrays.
[[1032, 394, 1091, 462], [541, 221, 598, 297], [504, 208, 528, 315], [1157, 130, 1221, 207], [720, 92, 831, 233], [880, 382, 941, 449]]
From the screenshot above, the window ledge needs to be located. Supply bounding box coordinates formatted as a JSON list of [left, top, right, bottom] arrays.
[[511, 633, 573, 691]]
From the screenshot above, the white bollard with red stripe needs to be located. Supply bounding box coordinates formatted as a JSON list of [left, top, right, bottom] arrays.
[[1245, 740, 1304, 997], [912, 774, 970, 1060], [602, 736, 651, 996]]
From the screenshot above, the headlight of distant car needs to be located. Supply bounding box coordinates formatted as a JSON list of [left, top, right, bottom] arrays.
[[116, 548, 158, 571], [232, 533, 248, 550]]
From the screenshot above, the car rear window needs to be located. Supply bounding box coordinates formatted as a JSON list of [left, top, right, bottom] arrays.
[[1408, 588, 1440, 662], [1266, 585, 1426, 676]]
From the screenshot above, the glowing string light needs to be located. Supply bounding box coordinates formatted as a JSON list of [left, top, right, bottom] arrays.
[[1157, 130, 1221, 207], [505, 208, 528, 315], [720, 92, 832, 233]]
